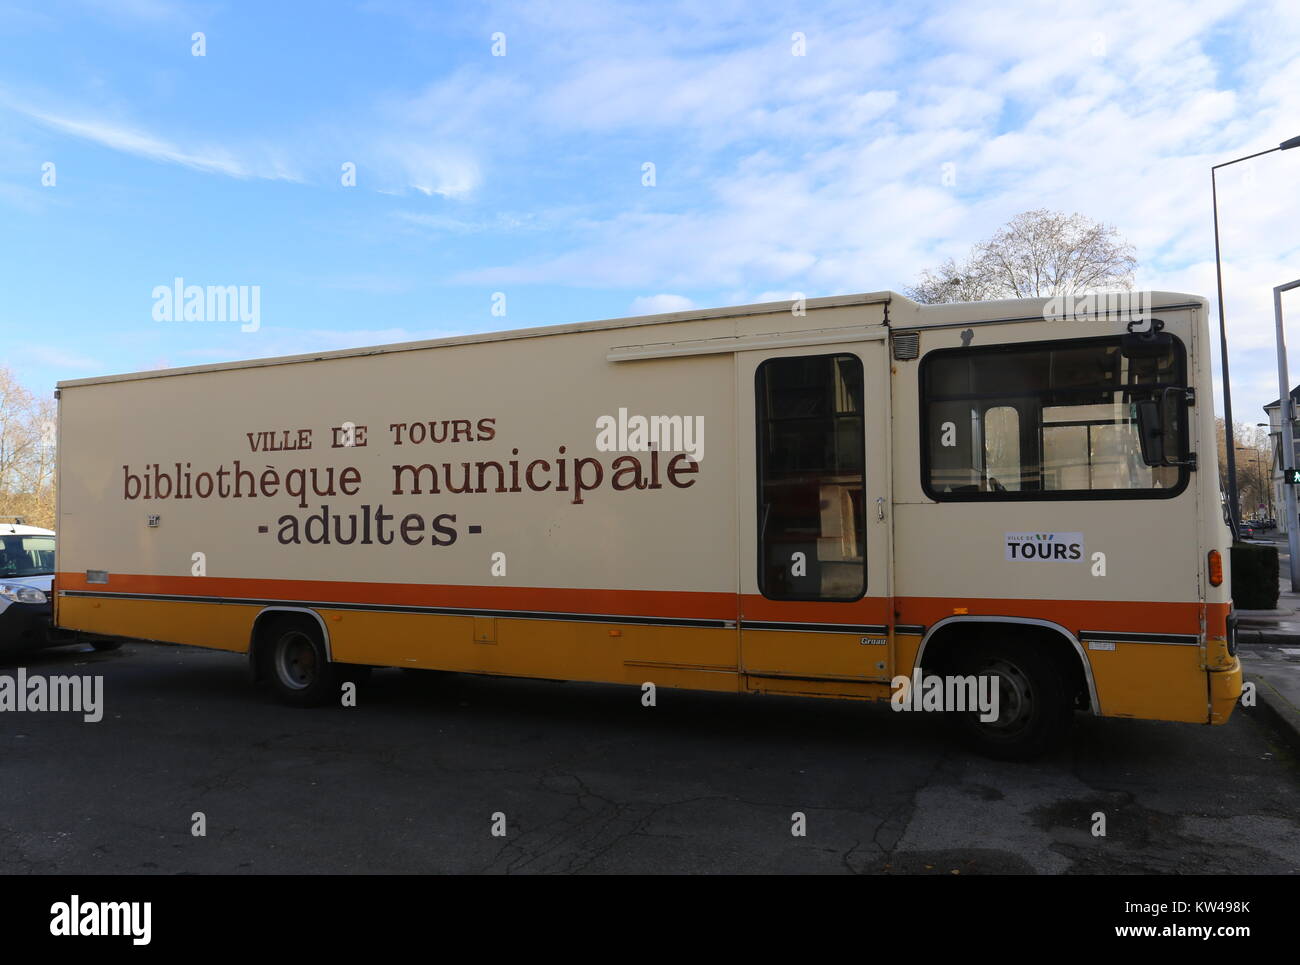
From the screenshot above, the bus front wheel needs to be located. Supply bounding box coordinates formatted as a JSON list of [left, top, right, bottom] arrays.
[[265, 620, 346, 707]]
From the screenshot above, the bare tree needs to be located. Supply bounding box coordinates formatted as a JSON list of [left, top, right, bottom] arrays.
[[0, 367, 56, 529], [907, 209, 1137, 304], [1217, 418, 1275, 521]]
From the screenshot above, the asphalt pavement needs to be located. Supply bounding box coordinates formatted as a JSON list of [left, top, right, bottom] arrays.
[[1, 639, 1295, 874]]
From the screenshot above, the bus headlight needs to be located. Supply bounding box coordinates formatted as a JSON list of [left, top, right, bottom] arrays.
[[0, 584, 47, 604]]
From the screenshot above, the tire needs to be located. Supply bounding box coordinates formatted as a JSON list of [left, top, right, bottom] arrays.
[[90, 640, 122, 652], [947, 639, 1073, 760], [266, 620, 344, 707]]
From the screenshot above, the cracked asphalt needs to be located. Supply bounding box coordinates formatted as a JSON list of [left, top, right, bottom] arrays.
[[2, 641, 1297, 874]]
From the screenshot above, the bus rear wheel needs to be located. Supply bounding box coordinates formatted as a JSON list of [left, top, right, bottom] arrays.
[[949, 639, 1073, 760]]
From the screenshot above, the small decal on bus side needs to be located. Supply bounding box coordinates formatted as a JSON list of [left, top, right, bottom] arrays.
[[1004, 532, 1084, 562]]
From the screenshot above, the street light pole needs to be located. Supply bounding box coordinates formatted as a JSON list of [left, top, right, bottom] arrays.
[[1212, 134, 1300, 533], [1273, 278, 1300, 591]]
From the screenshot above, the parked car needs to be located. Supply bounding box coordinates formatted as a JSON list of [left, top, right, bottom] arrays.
[[0, 520, 57, 654], [0, 519, 119, 656]]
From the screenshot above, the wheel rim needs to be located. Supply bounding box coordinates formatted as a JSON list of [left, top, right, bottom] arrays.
[[977, 657, 1035, 737], [274, 630, 318, 691]]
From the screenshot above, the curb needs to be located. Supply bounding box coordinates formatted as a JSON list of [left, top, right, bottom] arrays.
[[1236, 609, 1297, 621], [1234, 627, 1300, 647], [1244, 673, 1300, 757]]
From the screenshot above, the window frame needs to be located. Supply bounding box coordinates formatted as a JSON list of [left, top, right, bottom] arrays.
[[754, 352, 868, 603], [919, 331, 1191, 502]]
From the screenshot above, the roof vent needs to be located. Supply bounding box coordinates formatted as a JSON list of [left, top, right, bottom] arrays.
[[892, 332, 920, 360]]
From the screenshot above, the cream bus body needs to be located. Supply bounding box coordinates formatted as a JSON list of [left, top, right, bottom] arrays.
[[54, 290, 1241, 757]]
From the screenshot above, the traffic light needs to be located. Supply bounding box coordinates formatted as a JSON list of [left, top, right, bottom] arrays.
[[1285, 469, 1300, 485]]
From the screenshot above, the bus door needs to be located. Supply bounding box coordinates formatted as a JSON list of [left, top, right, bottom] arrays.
[[737, 339, 894, 692]]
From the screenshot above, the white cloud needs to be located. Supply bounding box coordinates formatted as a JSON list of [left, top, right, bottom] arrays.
[[628, 294, 695, 315], [390, 143, 480, 199], [7, 0, 1297, 426], [434, 0, 1298, 426], [7, 102, 302, 181]]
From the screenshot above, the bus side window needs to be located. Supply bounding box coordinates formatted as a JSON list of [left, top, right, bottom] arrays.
[[983, 405, 1021, 491], [756, 354, 866, 601]]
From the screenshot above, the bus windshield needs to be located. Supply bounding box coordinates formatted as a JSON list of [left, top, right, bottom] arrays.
[[0, 535, 55, 577]]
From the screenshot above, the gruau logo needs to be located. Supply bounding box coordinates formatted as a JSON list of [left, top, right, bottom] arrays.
[[1005, 531, 1084, 562]]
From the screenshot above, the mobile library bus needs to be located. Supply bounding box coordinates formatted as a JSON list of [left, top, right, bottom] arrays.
[[54, 290, 1240, 757]]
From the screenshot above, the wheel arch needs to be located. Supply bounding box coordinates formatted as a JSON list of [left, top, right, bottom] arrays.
[[912, 616, 1101, 716], [247, 606, 333, 681]]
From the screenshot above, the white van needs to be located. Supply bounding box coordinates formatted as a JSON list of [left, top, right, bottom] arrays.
[[0, 520, 56, 653], [0, 519, 120, 656]]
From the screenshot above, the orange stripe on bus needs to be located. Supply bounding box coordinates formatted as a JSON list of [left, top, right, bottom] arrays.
[[896, 597, 1206, 636], [739, 596, 891, 624], [56, 572, 737, 621], [57, 571, 1209, 635]]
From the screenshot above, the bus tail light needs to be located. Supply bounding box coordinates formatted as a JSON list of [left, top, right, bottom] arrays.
[[1208, 549, 1223, 587]]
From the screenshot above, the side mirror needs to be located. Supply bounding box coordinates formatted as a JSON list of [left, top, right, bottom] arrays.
[[1134, 387, 1190, 467], [1135, 399, 1165, 464], [1120, 329, 1173, 360]]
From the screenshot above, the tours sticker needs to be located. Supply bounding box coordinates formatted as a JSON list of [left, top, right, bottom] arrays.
[[1004, 532, 1084, 562]]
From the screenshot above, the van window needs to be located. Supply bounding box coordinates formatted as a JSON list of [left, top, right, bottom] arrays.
[[0, 535, 55, 577], [756, 354, 866, 600], [922, 335, 1186, 499]]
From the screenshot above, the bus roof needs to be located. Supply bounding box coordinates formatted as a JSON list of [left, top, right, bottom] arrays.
[[56, 289, 1203, 389]]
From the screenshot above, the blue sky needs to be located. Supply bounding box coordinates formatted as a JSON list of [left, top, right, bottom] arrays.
[[1, 0, 1298, 425]]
